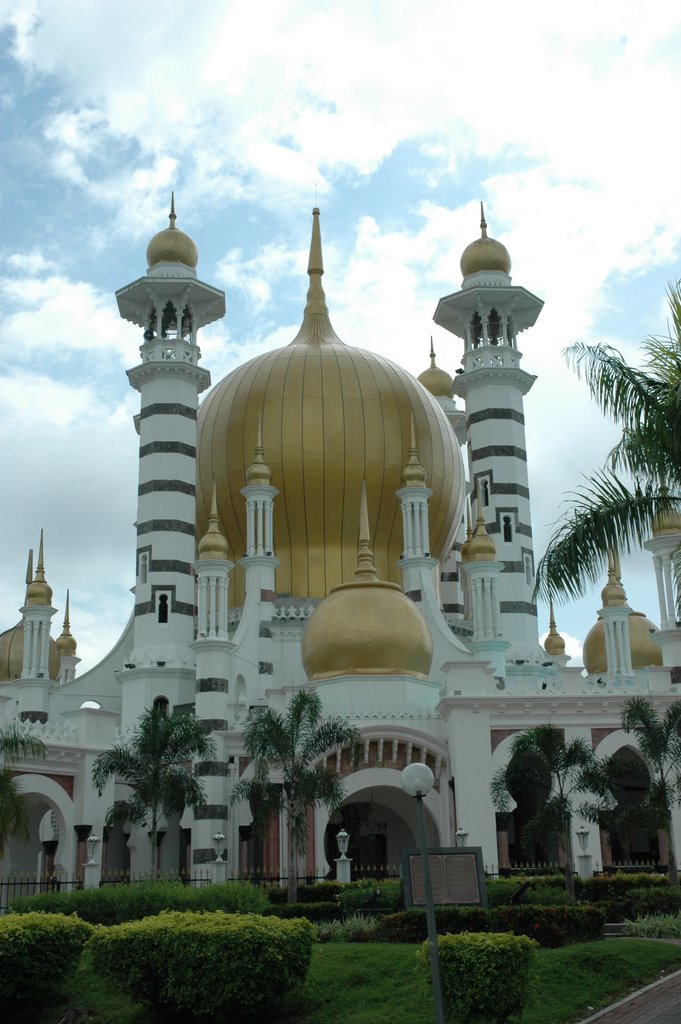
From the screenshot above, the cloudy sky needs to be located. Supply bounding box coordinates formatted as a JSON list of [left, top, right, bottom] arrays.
[[0, 1, 679, 673]]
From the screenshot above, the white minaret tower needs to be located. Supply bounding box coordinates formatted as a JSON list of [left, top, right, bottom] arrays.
[[434, 204, 543, 651], [397, 415, 433, 597], [19, 531, 57, 722], [461, 485, 507, 677], [597, 552, 633, 680], [117, 195, 225, 721], [645, 502, 681, 667]]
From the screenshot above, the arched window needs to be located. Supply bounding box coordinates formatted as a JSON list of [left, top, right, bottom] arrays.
[[503, 516, 513, 543], [161, 301, 177, 338], [158, 593, 169, 624], [153, 696, 169, 716], [482, 480, 490, 506], [139, 553, 148, 584], [471, 311, 483, 348], [181, 304, 193, 339], [488, 308, 501, 345], [524, 555, 533, 585]]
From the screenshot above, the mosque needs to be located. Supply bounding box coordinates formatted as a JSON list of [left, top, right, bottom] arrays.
[[1, 200, 681, 885]]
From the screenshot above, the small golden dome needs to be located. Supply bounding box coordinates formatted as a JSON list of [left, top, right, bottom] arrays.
[[146, 193, 199, 269], [460, 203, 511, 278], [544, 602, 566, 657], [652, 491, 681, 537], [401, 416, 427, 487], [301, 483, 433, 680], [245, 415, 273, 486], [198, 483, 230, 560], [601, 552, 627, 607], [468, 491, 496, 562], [0, 621, 61, 683], [583, 611, 662, 674], [26, 531, 52, 606], [56, 591, 77, 657], [417, 339, 453, 398]]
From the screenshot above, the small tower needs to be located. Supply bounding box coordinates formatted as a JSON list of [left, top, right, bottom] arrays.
[[583, 552, 633, 681], [397, 416, 434, 598], [433, 204, 543, 649], [644, 496, 681, 666], [118, 196, 225, 720], [461, 485, 507, 677], [56, 590, 80, 684], [19, 531, 57, 722]]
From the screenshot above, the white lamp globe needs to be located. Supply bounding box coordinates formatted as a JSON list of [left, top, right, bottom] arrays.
[[401, 762, 434, 797]]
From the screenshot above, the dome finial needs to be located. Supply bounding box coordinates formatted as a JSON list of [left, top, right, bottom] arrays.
[[303, 207, 329, 317], [56, 589, 77, 656], [601, 548, 627, 607], [429, 336, 436, 363], [460, 203, 511, 277], [199, 480, 230, 560], [402, 414, 427, 487], [246, 412, 273, 485], [480, 201, 488, 239], [468, 481, 496, 561], [544, 599, 566, 657], [169, 191, 177, 228], [417, 336, 454, 397], [24, 548, 34, 602], [355, 482, 378, 582], [26, 529, 53, 605]]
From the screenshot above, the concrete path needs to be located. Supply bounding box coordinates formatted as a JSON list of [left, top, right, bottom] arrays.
[[577, 941, 681, 1024]]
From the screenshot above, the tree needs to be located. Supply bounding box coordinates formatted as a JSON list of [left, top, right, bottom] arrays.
[[92, 705, 217, 878], [535, 281, 681, 607], [0, 725, 47, 858], [490, 724, 597, 898], [230, 690, 362, 904], [617, 696, 681, 887]]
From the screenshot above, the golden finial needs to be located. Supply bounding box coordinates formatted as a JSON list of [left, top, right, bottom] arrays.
[[468, 481, 496, 561], [26, 529, 53, 605], [544, 599, 566, 656], [199, 481, 230, 560], [56, 589, 77, 656], [480, 201, 488, 239], [402, 414, 427, 487], [429, 336, 436, 364], [601, 549, 627, 607], [246, 412, 273, 485], [169, 191, 177, 227], [303, 207, 329, 317], [24, 548, 34, 602], [354, 482, 378, 582]]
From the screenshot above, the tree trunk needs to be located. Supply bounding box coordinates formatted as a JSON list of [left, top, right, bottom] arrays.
[[666, 816, 679, 888], [562, 825, 575, 901], [150, 810, 158, 881], [287, 803, 297, 904]]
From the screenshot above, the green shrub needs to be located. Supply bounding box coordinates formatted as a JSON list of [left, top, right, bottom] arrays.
[[9, 878, 267, 924], [317, 912, 382, 943], [629, 885, 681, 917], [522, 886, 572, 906], [265, 880, 345, 904], [627, 913, 681, 939], [378, 906, 488, 943], [263, 900, 344, 922], [88, 910, 315, 1019], [486, 875, 569, 907], [0, 912, 93, 1003], [417, 931, 537, 1024], [337, 879, 403, 914], [489, 905, 605, 947], [576, 872, 667, 903]]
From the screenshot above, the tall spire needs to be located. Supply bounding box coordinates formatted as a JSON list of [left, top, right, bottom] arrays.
[[57, 589, 77, 656], [480, 201, 488, 239], [544, 599, 566, 656], [199, 481, 229, 560], [601, 549, 627, 607], [303, 207, 329, 317], [24, 548, 34, 603], [169, 191, 177, 227], [354, 482, 378, 583], [468, 481, 496, 561], [26, 530, 53, 605], [401, 414, 427, 487], [246, 412, 273, 486]]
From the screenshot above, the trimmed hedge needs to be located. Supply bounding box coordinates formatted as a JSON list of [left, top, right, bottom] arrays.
[[418, 931, 537, 1024], [265, 880, 344, 905], [337, 879, 403, 914], [0, 912, 93, 1003], [8, 879, 267, 924], [263, 901, 344, 922], [576, 872, 667, 902], [379, 904, 604, 947], [88, 910, 315, 1019]]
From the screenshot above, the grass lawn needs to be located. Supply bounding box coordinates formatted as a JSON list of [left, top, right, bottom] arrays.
[[23, 939, 681, 1024]]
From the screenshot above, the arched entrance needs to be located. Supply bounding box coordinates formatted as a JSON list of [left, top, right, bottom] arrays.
[[1, 773, 74, 878]]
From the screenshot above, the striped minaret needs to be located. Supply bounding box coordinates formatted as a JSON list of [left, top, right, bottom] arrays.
[[433, 204, 543, 649], [117, 197, 225, 722]]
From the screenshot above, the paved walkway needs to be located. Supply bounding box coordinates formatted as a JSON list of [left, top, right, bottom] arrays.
[[577, 942, 681, 1024]]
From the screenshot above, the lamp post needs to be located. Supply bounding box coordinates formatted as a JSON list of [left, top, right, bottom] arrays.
[[401, 763, 445, 1024], [211, 831, 227, 883], [83, 834, 101, 890], [335, 828, 352, 883], [454, 827, 469, 848], [575, 825, 592, 879], [213, 832, 226, 863], [85, 834, 100, 866]]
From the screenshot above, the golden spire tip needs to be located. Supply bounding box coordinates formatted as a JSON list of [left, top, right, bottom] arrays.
[[169, 191, 176, 227], [25, 548, 34, 587], [429, 336, 436, 364], [303, 206, 329, 316], [480, 201, 488, 238], [64, 589, 71, 630], [36, 529, 46, 581]]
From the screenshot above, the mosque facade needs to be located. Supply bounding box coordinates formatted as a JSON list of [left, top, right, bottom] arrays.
[[2, 202, 681, 885]]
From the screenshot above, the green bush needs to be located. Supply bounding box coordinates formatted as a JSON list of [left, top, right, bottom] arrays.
[[486, 875, 569, 907], [317, 912, 383, 943], [265, 880, 344, 904], [418, 931, 537, 1024], [0, 912, 93, 1003], [627, 913, 681, 939], [88, 910, 315, 1019], [522, 886, 572, 906], [263, 901, 344, 922], [378, 906, 488, 943], [9, 878, 267, 924], [337, 879, 403, 914], [576, 872, 667, 903]]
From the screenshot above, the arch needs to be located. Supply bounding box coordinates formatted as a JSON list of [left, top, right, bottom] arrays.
[[6, 773, 76, 875], [502, 516, 513, 543]]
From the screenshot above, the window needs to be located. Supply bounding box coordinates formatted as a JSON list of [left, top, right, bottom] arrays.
[[482, 480, 490, 506], [139, 553, 148, 584], [503, 516, 513, 542], [158, 593, 169, 623]]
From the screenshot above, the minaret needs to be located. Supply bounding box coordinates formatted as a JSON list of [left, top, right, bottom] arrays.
[[117, 196, 225, 720], [433, 204, 543, 650], [461, 483, 507, 677], [599, 551, 633, 679], [397, 415, 434, 597], [56, 590, 80, 684], [192, 483, 234, 873], [644, 496, 681, 666], [19, 530, 57, 722]]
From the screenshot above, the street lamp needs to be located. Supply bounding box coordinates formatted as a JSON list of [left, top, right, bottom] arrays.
[[336, 828, 350, 858], [454, 827, 469, 848], [401, 763, 445, 1024], [85, 834, 100, 866], [212, 832, 226, 863]]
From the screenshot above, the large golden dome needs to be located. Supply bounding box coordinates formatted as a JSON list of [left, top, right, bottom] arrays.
[[583, 612, 662, 674], [301, 484, 433, 680], [197, 209, 464, 602], [0, 622, 60, 683]]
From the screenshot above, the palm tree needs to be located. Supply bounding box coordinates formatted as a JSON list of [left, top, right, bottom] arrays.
[[490, 724, 597, 898], [535, 281, 681, 606], [230, 690, 362, 904], [618, 696, 681, 887], [0, 725, 47, 858], [92, 705, 217, 878]]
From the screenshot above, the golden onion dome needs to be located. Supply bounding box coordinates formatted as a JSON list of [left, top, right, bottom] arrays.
[[197, 208, 464, 604], [198, 483, 230, 560], [401, 416, 427, 487], [460, 203, 511, 278], [417, 339, 454, 398], [0, 621, 61, 683], [652, 490, 681, 537], [56, 591, 77, 657], [544, 602, 566, 657], [146, 193, 199, 269], [583, 611, 662, 674], [301, 483, 433, 679]]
